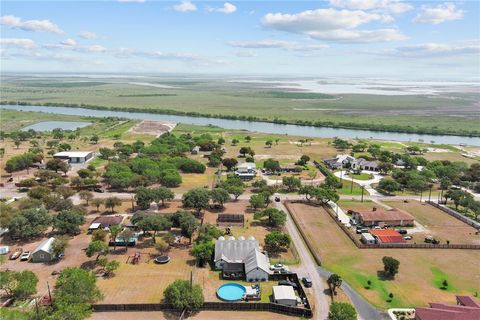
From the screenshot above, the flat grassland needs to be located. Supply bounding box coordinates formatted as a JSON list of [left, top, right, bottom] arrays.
[[286, 202, 480, 309], [2, 77, 479, 135]]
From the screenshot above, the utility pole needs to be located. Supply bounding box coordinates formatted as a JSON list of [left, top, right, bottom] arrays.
[[350, 175, 354, 193], [361, 186, 365, 203], [428, 185, 433, 202], [47, 281, 52, 305]]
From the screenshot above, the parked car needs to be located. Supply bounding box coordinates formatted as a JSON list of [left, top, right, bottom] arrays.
[[270, 263, 285, 271], [9, 248, 23, 260], [372, 226, 382, 230], [302, 277, 313, 288], [403, 235, 412, 240], [274, 196, 281, 202], [20, 251, 31, 261], [278, 280, 297, 288], [17, 187, 29, 192], [356, 228, 369, 234], [93, 188, 104, 193], [396, 229, 408, 235]]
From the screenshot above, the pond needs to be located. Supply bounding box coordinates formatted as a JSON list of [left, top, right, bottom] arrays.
[[21, 120, 92, 132], [3, 104, 479, 146]]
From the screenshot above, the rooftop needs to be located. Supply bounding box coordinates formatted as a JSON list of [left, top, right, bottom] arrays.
[[92, 215, 124, 228], [355, 207, 414, 222], [273, 285, 297, 301], [370, 229, 405, 243], [54, 151, 93, 158], [214, 237, 259, 263], [33, 237, 55, 254]]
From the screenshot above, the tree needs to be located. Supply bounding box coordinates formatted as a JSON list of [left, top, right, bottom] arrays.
[[109, 225, 122, 251], [382, 256, 400, 279], [173, 211, 197, 244], [282, 176, 301, 192], [222, 158, 238, 171], [265, 140, 273, 148], [299, 185, 316, 201], [152, 186, 175, 207], [352, 143, 367, 153], [8, 208, 51, 239], [91, 198, 104, 212], [92, 229, 108, 242], [56, 186, 75, 199], [211, 188, 230, 208], [231, 138, 239, 146], [263, 158, 281, 172], [27, 186, 51, 200], [135, 214, 171, 243], [249, 193, 266, 210], [164, 280, 204, 312], [378, 162, 394, 174], [104, 197, 122, 213], [119, 228, 134, 252], [0, 270, 38, 300], [160, 169, 182, 187], [191, 242, 214, 267], [264, 231, 290, 252], [377, 178, 400, 195], [155, 240, 169, 255], [54, 209, 85, 234], [314, 186, 340, 204], [182, 188, 211, 216], [46, 158, 70, 175], [86, 240, 109, 262], [90, 135, 99, 144], [134, 187, 153, 210], [51, 237, 69, 258], [254, 208, 287, 227], [327, 274, 343, 296], [78, 190, 94, 206], [104, 260, 120, 276], [329, 302, 357, 320]]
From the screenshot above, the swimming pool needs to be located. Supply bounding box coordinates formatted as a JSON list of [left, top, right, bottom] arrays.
[[216, 283, 246, 301]]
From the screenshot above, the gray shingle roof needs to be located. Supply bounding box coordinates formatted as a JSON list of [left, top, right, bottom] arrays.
[[214, 238, 258, 263]]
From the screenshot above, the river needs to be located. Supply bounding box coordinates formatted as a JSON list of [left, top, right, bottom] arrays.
[[2, 104, 479, 146]]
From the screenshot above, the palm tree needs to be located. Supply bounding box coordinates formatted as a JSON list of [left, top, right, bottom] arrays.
[[109, 225, 122, 251]]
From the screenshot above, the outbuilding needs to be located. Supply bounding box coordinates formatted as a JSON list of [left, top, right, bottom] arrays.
[[361, 233, 376, 244], [272, 285, 298, 306], [31, 237, 55, 263], [54, 151, 94, 164]]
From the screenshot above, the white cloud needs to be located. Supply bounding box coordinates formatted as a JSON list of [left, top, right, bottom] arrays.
[[61, 38, 77, 47], [330, 0, 413, 14], [262, 8, 405, 43], [227, 39, 329, 51], [78, 31, 98, 39], [368, 42, 480, 58], [236, 51, 257, 57], [413, 3, 464, 24], [174, 1, 197, 12], [0, 38, 37, 49], [0, 15, 64, 34], [207, 2, 237, 14]]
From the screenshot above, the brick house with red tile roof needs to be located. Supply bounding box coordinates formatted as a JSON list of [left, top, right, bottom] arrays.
[[352, 207, 414, 227], [415, 295, 480, 320]]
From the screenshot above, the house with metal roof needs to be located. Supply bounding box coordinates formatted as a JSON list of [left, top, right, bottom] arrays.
[[32, 237, 56, 263], [234, 162, 257, 180], [214, 236, 271, 281], [53, 151, 94, 164], [415, 295, 480, 320]]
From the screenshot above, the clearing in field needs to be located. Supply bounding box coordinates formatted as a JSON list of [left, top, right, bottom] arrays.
[[285, 201, 480, 309]]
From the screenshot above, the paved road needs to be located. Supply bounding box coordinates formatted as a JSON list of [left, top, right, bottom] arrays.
[[317, 268, 385, 320], [274, 200, 330, 320]]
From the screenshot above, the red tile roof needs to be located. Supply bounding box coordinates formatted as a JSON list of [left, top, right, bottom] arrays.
[[370, 229, 405, 243]]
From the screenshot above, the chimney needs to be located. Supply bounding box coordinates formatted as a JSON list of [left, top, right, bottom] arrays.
[[373, 207, 377, 211]]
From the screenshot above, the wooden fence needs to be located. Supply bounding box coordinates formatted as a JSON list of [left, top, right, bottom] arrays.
[[427, 201, 480, 230], [92, 301, 313, 318]]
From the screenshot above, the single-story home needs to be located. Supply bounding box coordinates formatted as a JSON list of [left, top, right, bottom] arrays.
[[272, 285, 298, 306], [323, 154, 355, 170], [235, 162, 257, 180], [370, 229, 406, 244], [32, 237, 56, 263], [90, 215, 124, 230], [351, 158, 379, 171], [352, 207, 414, 227], [53, 151, 94, 164], [415, 295, 480, 320], [214, 236, 270, 281]]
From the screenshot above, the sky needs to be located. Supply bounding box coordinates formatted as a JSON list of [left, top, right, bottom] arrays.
[[1, 0, 479, 79]]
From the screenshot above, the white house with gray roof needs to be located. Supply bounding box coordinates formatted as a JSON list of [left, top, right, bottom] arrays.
[[214, 236, 270, 281]]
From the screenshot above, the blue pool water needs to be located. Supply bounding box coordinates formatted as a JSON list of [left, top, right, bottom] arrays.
[[216, 283, 246, 301]]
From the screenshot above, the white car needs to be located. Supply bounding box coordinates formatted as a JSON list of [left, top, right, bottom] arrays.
[[20, 251, 31, 261], [404, 236, 413, 240]]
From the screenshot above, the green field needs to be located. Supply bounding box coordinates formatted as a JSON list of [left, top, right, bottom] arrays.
[[2, 75, 479, 136]]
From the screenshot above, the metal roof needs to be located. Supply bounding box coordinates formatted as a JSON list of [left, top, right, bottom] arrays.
[[244, 248, 270, 274], [273, 285, 296, 301], [33, 237, 55, 254], [54, 151, 93, 158], [214, 238, 258, 263]]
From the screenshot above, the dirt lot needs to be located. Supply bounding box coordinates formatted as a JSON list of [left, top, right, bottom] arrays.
[[286, 201, 480, 309], [89, 310, 296, 320], [128, 120, 176, 137]]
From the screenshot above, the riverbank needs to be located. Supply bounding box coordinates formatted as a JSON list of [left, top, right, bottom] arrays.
[[2, 103, 480, 145]]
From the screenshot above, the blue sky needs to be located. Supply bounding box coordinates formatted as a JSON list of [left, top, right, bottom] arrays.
[[1, 0, 479, 79]]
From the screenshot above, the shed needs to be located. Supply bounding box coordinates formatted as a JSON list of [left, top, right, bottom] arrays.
[[370, 229, 406, 244], [244, 249, 270, 282], [88, 222, 102, 233], [361, 233, 376, 245], [273, 285, 297, 306], [0, 246, 10, 255], [53, 151, 94, 164], [32, 237, 55, 263]]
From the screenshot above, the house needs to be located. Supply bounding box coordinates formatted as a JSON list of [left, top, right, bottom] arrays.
[[214, 236, 270, 281], [323, 154, 355, 170], [53, 151, 94, 164], [272, 285, 298, 306], [352, 207, 414, 227], [234, 162, 257, 180], [370, 229, 406, 244], [90, 215, 124, 230], [31, 237, 55, 263], [361, 233, 376, 244], [351, 158, 379, 171], [191, 146, 200, 155], [415, 295, 480, 320], [217, 213, 245, 227]]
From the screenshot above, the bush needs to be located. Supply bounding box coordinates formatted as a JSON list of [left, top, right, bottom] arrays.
[[164, 280, 204, 311]]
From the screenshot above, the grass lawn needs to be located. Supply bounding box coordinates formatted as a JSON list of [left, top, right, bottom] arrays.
[[286, 202, 480, 309], [349, 172, 373, 180], [337, 181, 364, 196]]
